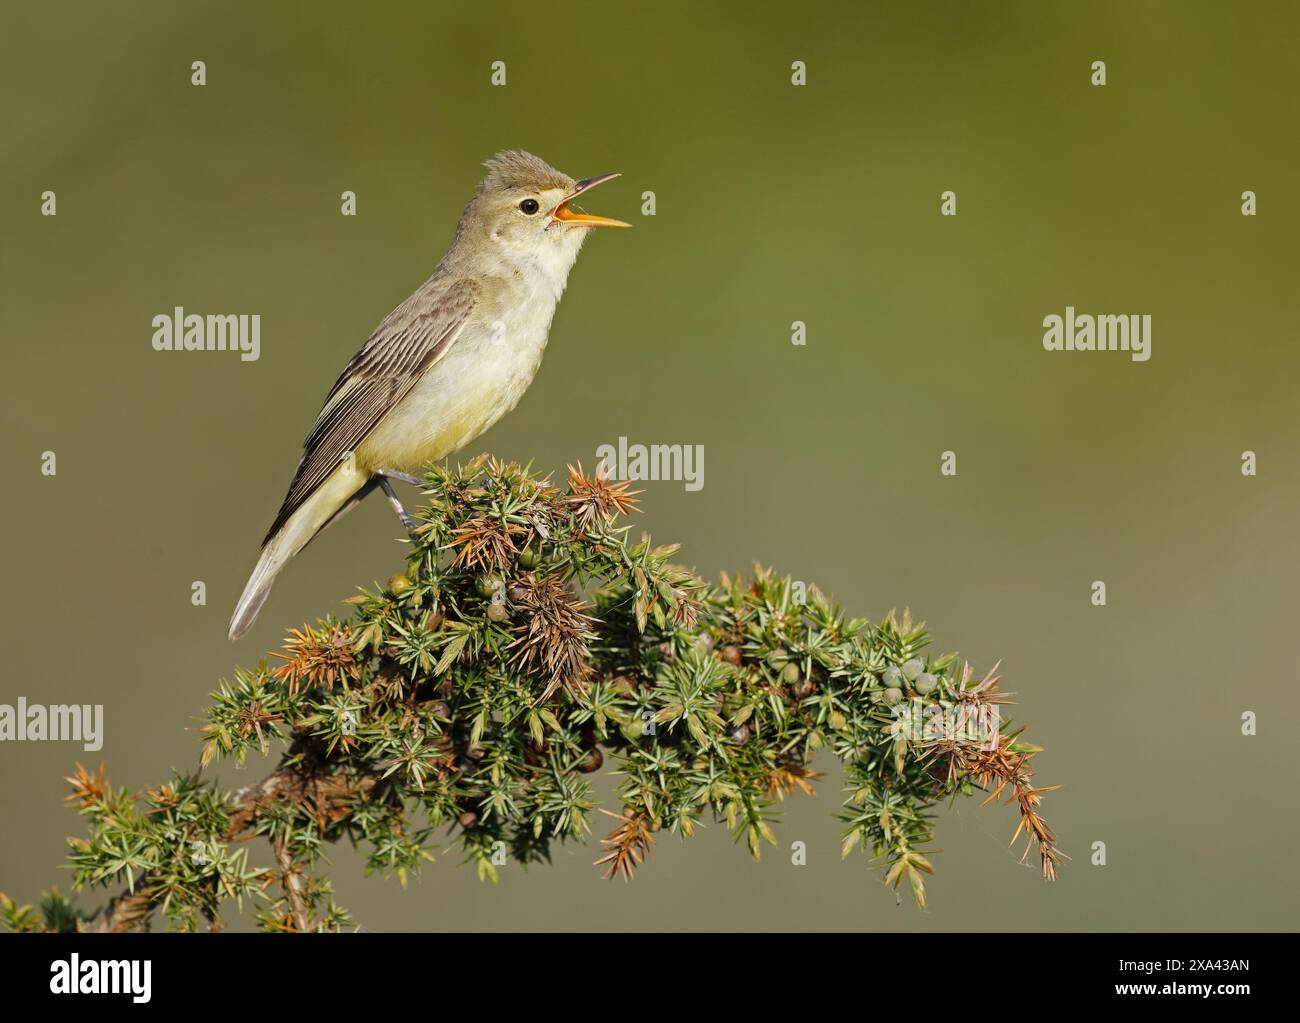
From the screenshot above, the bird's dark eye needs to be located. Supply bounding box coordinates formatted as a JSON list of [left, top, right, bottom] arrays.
[[519, 198, 540, 215]]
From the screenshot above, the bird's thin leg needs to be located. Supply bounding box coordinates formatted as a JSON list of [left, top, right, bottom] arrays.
[[376, 472, 432, 581], [377, 476, 419, 539], [377, 469, 422, 486]]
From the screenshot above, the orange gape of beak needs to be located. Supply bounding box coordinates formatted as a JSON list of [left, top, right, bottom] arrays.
[[552, 172, 631, 227]]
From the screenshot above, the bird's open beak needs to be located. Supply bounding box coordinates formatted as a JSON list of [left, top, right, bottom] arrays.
[[552, 172, 631, 228]]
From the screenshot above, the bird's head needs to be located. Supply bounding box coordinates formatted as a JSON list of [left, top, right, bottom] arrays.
[[456, 150, 629, 278]]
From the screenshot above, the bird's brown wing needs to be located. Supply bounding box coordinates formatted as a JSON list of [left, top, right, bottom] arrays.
[[261, 276, 478, 546]]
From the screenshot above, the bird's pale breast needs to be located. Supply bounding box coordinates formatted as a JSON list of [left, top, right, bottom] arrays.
[[356, 277, 558, 473]]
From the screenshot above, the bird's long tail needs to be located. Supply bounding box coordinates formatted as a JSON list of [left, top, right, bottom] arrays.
[[228, 465, 368, 641]]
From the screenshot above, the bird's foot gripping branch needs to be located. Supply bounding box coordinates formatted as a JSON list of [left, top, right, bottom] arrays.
[[2, 457, 1062, 933]]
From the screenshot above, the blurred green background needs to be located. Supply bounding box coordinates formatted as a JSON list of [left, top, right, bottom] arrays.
[[2, 0, 1297, 931]]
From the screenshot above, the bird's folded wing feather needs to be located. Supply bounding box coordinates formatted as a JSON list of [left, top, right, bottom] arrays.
[[262, 276, 478, 545]]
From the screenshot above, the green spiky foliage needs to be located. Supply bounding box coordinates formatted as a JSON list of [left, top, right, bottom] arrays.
[[3, 456, 1061, 932]]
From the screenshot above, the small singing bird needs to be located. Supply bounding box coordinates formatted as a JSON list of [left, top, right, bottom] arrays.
[[228, 150, 629, 640]]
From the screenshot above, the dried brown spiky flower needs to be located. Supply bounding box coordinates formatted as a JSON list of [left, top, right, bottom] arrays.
[[566, 462, 640, 531], [508, 573, 597, 700], [271, 622, 360, 696], [916, 664, 1065, 881], [963, 736, 1065, 881], [448, 512, 529, 572], [593, 807, 655, 881], [663, 573, 702, 630], [64, 763, 109, 809], [765, 763, 819, 800], [142, 781, 183, 812]]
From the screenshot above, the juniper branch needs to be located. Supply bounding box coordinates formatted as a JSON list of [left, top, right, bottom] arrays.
[[2, 455, 1062, 932]]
